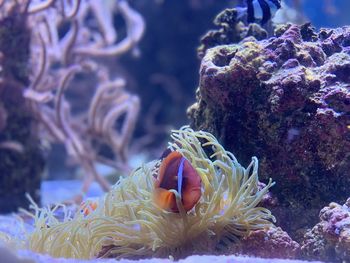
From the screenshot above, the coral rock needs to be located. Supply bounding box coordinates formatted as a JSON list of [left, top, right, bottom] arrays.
[[240, 227, 300, 259], [0, 3, 44, 212], [197, 8, 268, 59], [301, 198, 350, 262], [188, 23, 350, 235]]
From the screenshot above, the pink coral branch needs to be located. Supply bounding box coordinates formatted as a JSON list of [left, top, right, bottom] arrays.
[[101, 98, 136, 161], [54, 66, 111, 192], [31, 32, 47, 90], [74, 0, 145, 57], [23, 89, 53, 103], [88, 78, 126, 133], [0, 141, 24, 153], [22, 0, 144, 203], [55, 65, 81, 131], [89, 0, 116, 45], [64, 0, 81, 19], [61, 19, 78, 65], [28, 0, 56, 14], [36, 106, 66, 142]]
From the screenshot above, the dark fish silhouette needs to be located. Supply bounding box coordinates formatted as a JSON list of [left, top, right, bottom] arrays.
[[238, 0, 282, 25]]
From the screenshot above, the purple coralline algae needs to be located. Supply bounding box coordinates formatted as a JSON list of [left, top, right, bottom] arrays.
[[239, 227, 300, 259], [301, 198, 350, 262], [188, 19, 350, 236]]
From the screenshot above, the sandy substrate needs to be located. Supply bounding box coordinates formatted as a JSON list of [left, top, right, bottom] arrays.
[[0, 246, 324, 263]]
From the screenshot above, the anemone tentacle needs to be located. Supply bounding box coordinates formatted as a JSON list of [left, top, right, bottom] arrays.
[[12, 126, 275, 259]]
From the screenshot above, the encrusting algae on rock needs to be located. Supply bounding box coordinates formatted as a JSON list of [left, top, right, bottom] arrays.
[[4, 127, 275, 260], [188, 20, 350, 238]]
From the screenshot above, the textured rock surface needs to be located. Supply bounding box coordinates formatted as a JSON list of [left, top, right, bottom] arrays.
[[0, 3, 44, 212], [188, 23, 350, 236], [301, 198, 350, 262], [197, 8, 268, 59], [239, 227, 301, 259]]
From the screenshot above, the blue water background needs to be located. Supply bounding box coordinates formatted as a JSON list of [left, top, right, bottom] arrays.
[[285, 0, 350, 28]]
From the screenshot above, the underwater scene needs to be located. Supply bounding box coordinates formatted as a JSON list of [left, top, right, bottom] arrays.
[[0, 0, 349, 262]]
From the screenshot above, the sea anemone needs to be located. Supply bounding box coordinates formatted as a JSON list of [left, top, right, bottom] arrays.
[[21, 126, 275, 259]]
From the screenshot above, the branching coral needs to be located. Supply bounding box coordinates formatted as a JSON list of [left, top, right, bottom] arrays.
[[22, 127, 275, 260], [0, 0, 146, 201]]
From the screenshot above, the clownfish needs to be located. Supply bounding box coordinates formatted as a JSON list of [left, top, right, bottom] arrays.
[[80, 200, 98, 216], [153, 151, 202, 213], [237, 0, 281, 25]]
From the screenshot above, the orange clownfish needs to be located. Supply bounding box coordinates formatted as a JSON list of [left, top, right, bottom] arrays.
[[153, 151, 202, 213], [80, 201, 98, 216]]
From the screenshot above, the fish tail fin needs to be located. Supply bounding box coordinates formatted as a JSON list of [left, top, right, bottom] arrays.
[[258, 0, 272, 25], [246, 0, 255, 23]]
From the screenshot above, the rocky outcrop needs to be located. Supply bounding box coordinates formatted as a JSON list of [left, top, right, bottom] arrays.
[[240, 227, 301, 259], [188, 22, 350, 235], [301, 198, 350, 262]]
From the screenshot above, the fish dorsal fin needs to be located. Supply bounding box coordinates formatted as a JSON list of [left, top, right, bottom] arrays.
[[258, 0, 272, 25], [177, 157, 185, 198], [246, 0, 255, 23]]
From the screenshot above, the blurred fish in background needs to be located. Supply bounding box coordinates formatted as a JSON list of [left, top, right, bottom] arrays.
[[235, 0, 281, 25], [277, 0, 349, 27]]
